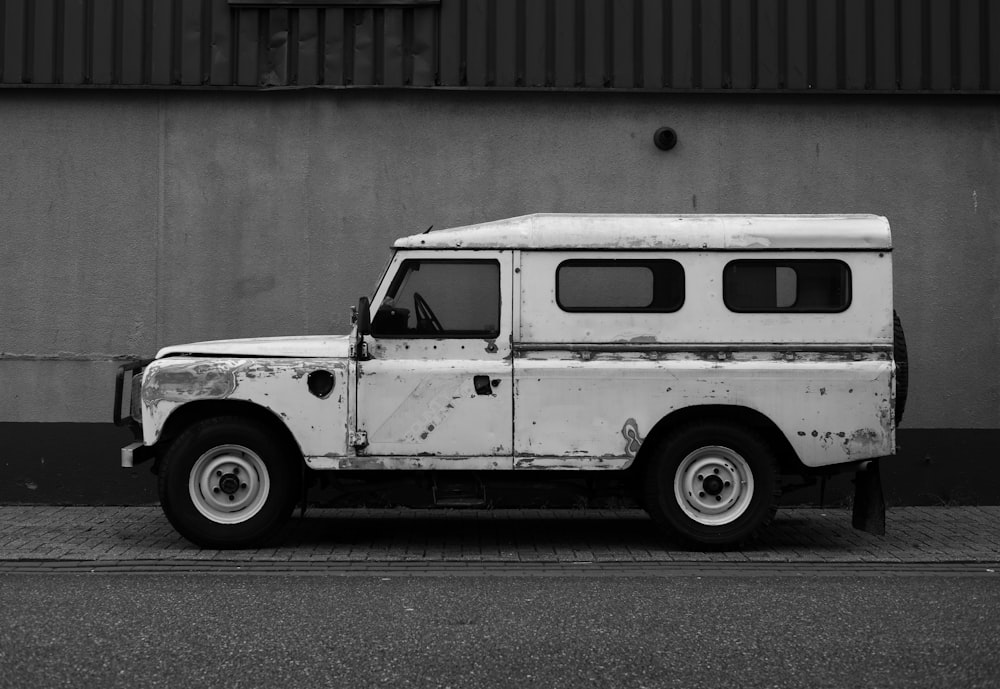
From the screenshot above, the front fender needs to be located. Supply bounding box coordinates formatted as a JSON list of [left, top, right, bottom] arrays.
[[141, 357, 350, 458]]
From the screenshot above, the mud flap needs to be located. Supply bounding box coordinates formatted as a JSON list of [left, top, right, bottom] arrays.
[[852, 459, 886, 535]]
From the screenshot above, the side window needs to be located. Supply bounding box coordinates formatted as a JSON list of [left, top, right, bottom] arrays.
[[556, 259, 685, 312], [372, 260, 500, 338], [723, 260, 851, 312]]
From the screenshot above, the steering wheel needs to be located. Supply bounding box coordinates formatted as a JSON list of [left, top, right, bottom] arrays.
[[413, 292, 443, 333]]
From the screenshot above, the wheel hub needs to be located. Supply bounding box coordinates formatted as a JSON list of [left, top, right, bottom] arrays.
[[673, 445, 755, 526], [702, 474, 724, 496], [189, 445, 270, 525], [218, 473, 241, 495]]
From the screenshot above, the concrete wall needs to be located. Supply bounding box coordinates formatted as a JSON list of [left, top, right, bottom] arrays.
[[1, 89, 998, 503]]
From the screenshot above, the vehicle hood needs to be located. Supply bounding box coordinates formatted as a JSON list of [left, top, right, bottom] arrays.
[[155, 335, 351, 359]]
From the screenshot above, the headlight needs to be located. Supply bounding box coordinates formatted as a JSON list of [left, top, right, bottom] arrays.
[[130, 368, 144, 423]]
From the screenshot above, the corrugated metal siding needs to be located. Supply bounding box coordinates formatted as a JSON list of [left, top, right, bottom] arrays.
[[0, 0, 997, 91]]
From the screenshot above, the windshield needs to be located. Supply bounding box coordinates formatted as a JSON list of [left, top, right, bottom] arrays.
[[370, 250, 397, 301]]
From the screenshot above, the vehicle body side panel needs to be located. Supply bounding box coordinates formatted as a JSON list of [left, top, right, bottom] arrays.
[[518, 250, 893, 345], [356, 249, 515, 458], [513, 352, 894, 468], [141, 356, 350, 458]]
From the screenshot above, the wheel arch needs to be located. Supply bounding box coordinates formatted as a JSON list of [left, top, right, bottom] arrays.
[[152, 400, 304, 465], [631, 405, 802, 477]]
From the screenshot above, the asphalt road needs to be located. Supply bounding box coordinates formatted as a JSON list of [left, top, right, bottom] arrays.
[[1, 572, 998, 689]]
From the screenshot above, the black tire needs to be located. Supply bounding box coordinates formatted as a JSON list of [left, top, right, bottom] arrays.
[[158, 416, 300, 549], [893, 310, 908, 427], [642, 422, 780, 549]]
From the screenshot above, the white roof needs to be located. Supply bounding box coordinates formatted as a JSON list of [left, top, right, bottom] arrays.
[[394, 214, 891, 251]]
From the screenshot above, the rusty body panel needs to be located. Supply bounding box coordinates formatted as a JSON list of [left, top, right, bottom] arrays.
[[142, 355, 350, 459], [513, 350, 894, 469], [356, 249, 514, 459]]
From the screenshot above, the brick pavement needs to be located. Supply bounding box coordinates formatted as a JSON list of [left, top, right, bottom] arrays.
[[0, 505, 998, 564]]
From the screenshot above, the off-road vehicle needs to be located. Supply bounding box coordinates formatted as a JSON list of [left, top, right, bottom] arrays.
[[116, 214, 906, 548]]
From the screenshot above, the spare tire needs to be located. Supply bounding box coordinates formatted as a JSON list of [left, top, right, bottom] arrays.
[[893, 310, 908, 426]]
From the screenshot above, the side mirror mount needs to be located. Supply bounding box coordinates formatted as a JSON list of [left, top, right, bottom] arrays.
[[357, 297, 371, 337], [353, 297, 371, 361]]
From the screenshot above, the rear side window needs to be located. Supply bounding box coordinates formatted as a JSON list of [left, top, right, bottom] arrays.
[[723, 260, 851, 312], [556, 260, 684, 312]]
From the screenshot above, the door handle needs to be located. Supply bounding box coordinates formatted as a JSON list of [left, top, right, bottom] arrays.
[[474, 375, 494, 395]]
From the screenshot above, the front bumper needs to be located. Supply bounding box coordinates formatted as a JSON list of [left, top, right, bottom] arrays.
[[121, 441, 155, 468]]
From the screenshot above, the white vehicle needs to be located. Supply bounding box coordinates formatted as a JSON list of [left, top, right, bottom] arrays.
[[115, 214, 907, 549]]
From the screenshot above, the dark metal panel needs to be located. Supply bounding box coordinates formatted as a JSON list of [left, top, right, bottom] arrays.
[[3, 0, 25, 83], [671, 0, 693, 88], [872, 0, 895, 89], [988, 0, 998, 90], [495, 0, 516, 86], [148, 0, 172, 84], [898, 0, 923, 89], [957, 0, 978, 89], [552, 0, 574, 87], [464, 0, 487, 86], [234, 3, 258, 84], [180, 0, 202, 84], [436, 0, 459, 83], [786, 0, 809, 88], [0, 0, 998, 92], [296, 8, 318, 84], [0, 1, 6, 82], [32, 0, 54, 84], [62, 0, 86, 84], [261, 8, 288, 86], [351, 8, 375, 85], [382, 7, 404, 85], [120, 0, 144, 84], [928, 0, 951, 90], [699, 0, 723, 90], [756, 0, 780, 88], [813, 0, 837, 90], [843, 0, 867, 89], [410, 3, 435, 84], [581, 0, 604, 88], [729, 0, 753, 89], [322, 8, 343, 84], [229, 0, 440, 5], [639, 0, 661, 88], [90, 0, 115, 84], [926, 0, 947, 89], [210, 0, 234, 83], [610, 0, 633, 88], [522, 0, 544, 86]]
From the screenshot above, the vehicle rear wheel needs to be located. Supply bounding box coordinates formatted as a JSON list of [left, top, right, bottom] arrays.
[[158, 416, 300, 549], [643, 422, 779, 549]]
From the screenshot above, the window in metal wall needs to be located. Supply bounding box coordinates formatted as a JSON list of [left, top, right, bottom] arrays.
[[723, 260, 851, 313], [556, 260, 685, 313]]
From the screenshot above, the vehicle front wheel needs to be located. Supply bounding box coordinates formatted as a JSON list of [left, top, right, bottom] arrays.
[[158, 416, 300, 549], [643, 423, 779, 549]]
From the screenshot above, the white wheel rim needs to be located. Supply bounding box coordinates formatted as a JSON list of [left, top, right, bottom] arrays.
[[188, 444, 270, 524], [673, 445, 754, 526]]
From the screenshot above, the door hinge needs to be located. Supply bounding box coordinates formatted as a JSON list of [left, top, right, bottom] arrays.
[[350, 430, 369, 449], [349, 341, 370, 360]]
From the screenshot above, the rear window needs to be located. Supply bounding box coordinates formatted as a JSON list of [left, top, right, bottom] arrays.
[[556, 260, 684, 312], [723, 260, 851, 312]]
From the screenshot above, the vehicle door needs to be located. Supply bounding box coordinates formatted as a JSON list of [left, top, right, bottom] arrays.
[[356, 250, 513, 460]]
